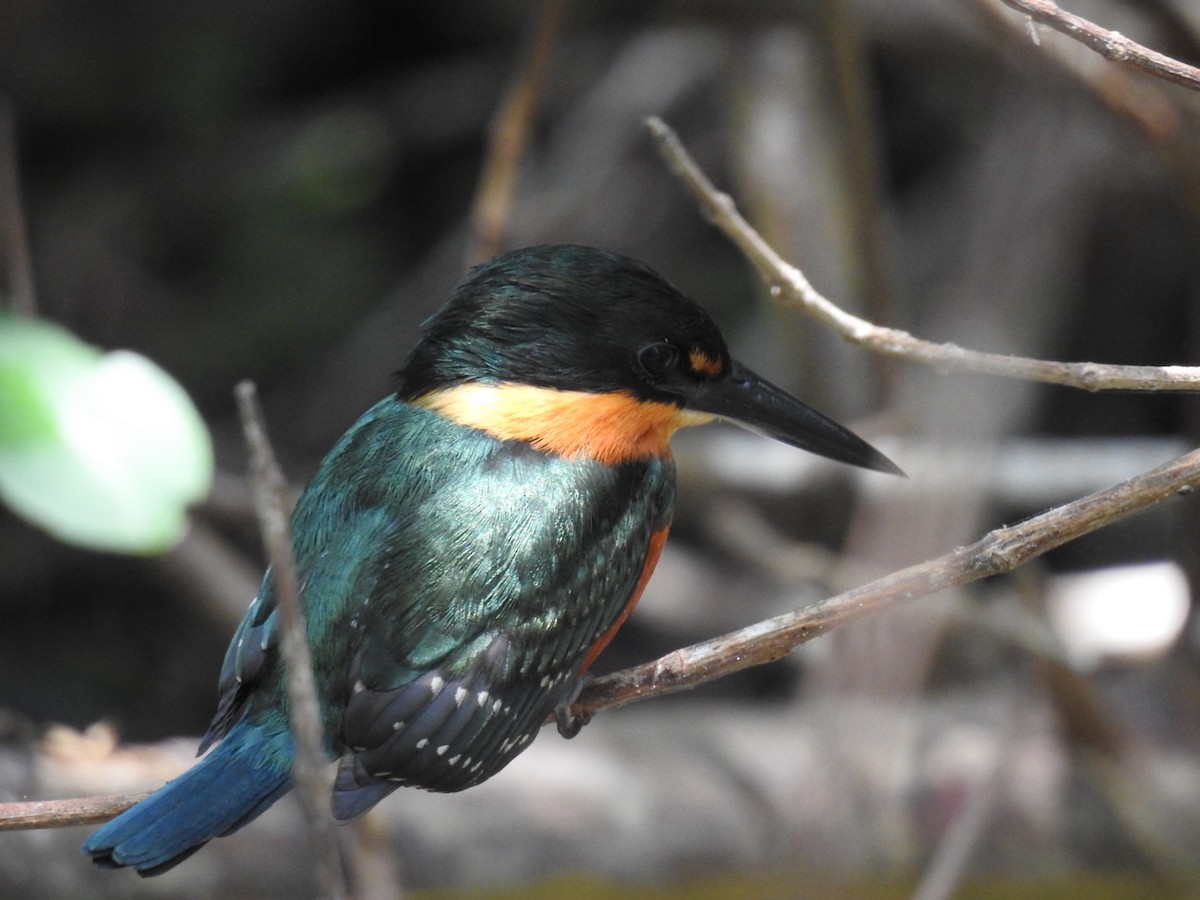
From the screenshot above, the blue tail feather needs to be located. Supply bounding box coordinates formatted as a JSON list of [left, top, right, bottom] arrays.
[[83, 718, 294, 875]]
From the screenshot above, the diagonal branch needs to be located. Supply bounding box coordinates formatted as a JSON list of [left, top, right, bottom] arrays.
[[645, 116, 1200, 392], [576, 445, 1200, 716], [996, 0, 1200, 92]]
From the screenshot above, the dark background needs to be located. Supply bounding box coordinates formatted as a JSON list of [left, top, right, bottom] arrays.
[[3, 1, 1200, 897]]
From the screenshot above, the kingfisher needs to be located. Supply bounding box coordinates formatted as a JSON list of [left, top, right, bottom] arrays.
[[84, 244, 900, 874]]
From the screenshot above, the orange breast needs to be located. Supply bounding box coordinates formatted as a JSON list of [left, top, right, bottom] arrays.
[[414, 383, 712, 464]]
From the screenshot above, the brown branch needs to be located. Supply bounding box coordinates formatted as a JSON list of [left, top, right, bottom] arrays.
[[0, 792, 148, 832], [466, 0, 569, 265], [646, 116, 1200, 392], [821, 0, 896, 402], [976, 0, 1185, 141], [576, 445, 1200, 716], [235, 381, 347, 900], [977, 0, 1200, 224], [996, 0, 1200, 92], [0, 100, 37, 314]]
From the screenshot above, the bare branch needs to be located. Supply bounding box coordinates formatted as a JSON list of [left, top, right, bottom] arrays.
[[975, 0, 1188, 150], [646, 116, 1200, 392], [576, 445, 1200, 716], [467, 0, 569, 265], [996, 0, 1200, 92], [822, 0, 896, 363], [0, 792, 147, 832], [235, 381, 347, 900], [0, 100, 37, 314]]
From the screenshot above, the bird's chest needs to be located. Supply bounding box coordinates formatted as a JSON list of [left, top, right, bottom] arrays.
[[327, 437, 677, 796], [381, 440, 676, 645]]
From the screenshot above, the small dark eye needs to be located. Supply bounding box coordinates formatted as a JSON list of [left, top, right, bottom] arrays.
[[636, 341, 679, 380]]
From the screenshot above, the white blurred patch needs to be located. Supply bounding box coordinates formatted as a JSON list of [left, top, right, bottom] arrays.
[[1046, 562, 1190, 668]]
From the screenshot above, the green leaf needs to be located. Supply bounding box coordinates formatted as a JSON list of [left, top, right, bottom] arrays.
[[0, 314, 213, 553]]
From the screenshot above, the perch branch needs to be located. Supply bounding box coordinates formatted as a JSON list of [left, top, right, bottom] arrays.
[[0, 792, 148, 832], [575, 445, 1200, 716], [646, 116, 1200, 392]]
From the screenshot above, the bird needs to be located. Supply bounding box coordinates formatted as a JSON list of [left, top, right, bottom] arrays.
[[83, 243, 900, 875]]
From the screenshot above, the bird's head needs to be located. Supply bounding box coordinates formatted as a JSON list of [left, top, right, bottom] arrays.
[[398, 244, 900, 474]]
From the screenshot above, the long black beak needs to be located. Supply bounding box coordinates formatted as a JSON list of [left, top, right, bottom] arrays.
[[679, 360, 903, 476]]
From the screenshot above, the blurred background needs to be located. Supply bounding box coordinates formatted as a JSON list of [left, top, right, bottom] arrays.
[[3, 0, 1200, 897]]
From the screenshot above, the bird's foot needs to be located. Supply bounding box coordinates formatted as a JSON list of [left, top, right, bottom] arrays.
[[554, 672, 594, 739]]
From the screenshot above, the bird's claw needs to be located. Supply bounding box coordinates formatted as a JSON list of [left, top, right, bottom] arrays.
[[554, 672, 594, 739], [555, 705, 591, 739]]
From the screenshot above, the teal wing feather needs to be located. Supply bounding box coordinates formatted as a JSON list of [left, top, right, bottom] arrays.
[[200, 398, 675, 818], [200, 399, 405, 753]]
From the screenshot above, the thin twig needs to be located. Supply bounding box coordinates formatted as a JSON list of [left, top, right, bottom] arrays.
[[821, 0, 895, 401], [977, 0, 1200, 222], [0, 792, 148, 832], [646, 116, 1200, 392], [235, 381, 346, 900], [575, 445, 1200, 717], [0, 100, 37, 314], [466, 0, 568, 265], [996, 0, 1200, 92], [976, 0, 1185, 140]]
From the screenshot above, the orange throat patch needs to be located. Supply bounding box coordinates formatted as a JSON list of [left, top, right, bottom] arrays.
[[414, 383, 713, 464]]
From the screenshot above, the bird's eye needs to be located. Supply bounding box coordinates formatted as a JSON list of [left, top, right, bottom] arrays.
[[636, 342, 679, 380]]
